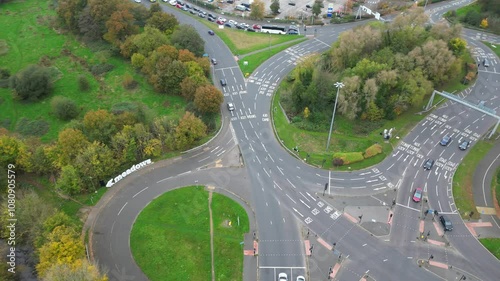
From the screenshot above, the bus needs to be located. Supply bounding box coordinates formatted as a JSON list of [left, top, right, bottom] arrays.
[[260, 25, 287, 34]]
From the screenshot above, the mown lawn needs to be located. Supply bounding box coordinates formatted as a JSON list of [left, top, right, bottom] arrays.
[[453, 141, 495, 219], [238, 38, 308, 76], [479, 238, 500, 259], [130, 186, 249, 281], [0, 0, 186, 142], [483, 41, 500, 58]]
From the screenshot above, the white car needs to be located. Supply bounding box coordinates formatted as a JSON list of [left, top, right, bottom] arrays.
[[228, 19, 238, 25], [135, 0, 141, 3], [169, 0, 177, 5], [296, 276, 305, 281], [217, 17, 227, 23], [279, 273, 288, 281]]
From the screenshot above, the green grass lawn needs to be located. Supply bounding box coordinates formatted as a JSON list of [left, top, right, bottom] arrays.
[[0, 0, 186, 142], [479, 238, 500, 259], [239, 38, 308, 75], [454, 2, 481, 18], [130, 186, 249, 281], [453, 141, 495, 219], [483, 41, 500, 58]]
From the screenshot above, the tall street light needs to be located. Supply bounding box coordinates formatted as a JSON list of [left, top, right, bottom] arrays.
[[326, 81, 344, 151]]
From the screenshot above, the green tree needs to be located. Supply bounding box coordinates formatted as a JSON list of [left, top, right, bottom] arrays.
[[10, 65, 52, 101], [131, 52, 146, 68], [56, 165, 82, 195], [83, 109, 117, 144], [74, 141, 116, 189], [56, 0, 86, 31], [312, 0, 323, 17], [448, 37, 467, 55], [146, 12, 178, 33], [250, 0, 265, 20], [149, 2, 162, 16], [57, 128, 90, 167], [0, 134, 31, 172], [194, 85, 224, 114], [111, 125, 139, 163], [270, 0, 280, 15], [175, 112, 207, 149], [170, 25, 205, 56], [161, 60, 187, 94]]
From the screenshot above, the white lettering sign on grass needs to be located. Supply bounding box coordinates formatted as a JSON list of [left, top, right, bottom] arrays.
[[106, 159, 153, 187]]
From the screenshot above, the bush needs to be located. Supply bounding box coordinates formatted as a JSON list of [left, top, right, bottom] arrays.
[[10, 65, 52, 101], [122, 73, 138, 90], [78, 75, 90, 91], [90, 63, 114, 76], [332, 152, 364, 165], [363, 143, 383, 158], [51, 96, 79, 121], [332, 158, 344, 166], [15, 117, 50, 136]]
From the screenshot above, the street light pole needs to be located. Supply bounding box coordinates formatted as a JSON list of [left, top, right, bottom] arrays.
[[326, 82, 344, 151]]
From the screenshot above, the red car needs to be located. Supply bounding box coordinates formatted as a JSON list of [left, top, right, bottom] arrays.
[[252, 24, 261, 30], [216, 19, 224, 25], [176, 3, 182, 8], [412, 187, 423, 203]]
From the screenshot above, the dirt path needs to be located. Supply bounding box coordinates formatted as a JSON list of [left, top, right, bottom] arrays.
[[208, 191, 215, 281]]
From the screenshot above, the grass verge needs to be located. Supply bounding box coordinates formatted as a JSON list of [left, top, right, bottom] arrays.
[[483, 41, 500, 58], [479, 238, 500, 259], [452, 141, 494, 219], [238, 38, 308, 75], [130, 186, 248, 281]]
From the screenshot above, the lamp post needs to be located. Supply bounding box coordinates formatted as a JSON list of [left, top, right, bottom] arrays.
[[326, 82, 344, 151]]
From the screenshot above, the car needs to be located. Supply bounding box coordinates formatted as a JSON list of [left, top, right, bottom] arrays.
[[440, 135, 451, 146], [200, 10, 207, 15], [483, 58, 490, 67], [289, 25, 298, 31], [459, 140, 471, 150], [252, 24, 261, 30], [241, 3, 250, 8], [217, 17, 227, 23], [423, 159, 434, 170], [227, 102, 235, 111], [288, 30, 299, 35], [439, 215, 453, 231], [181, 6, 188, 11], [208, 13, 216, 19], [185, 3, 191, 8], [246, 28, 256, 32], [412, 187, 423, 203], [193, 7, 199, 12], [279, 273, 288, 281], [207, 17, 215, 22], [190, 9, 197, 14], [229, 19, 238, 25], [134, 0, 141, 3], [236, 24, 245, 29], [198, 13, 206, 18], [176, 3, 182, 8], [306, 4, 312, 8], [220, 79, 227, 86], [211, 58, 217, 65], [224, 22, 234, 28], [216, 19, 224, 25], [296, 276, 305, 281], [169, 0, 177, 5], [208, 30, 215, 35]]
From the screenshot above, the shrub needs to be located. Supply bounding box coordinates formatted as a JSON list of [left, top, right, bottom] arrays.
[[0, 39, 9, 56], [332, 158, 344, 166], [78, 75, 90, 91], [90, 63, 114, 76], [122, 73, 138, 90], [15, 117, 50, 136], [51, 96, 79, 121], [363, 143, 383, 159], [10, 65, 52, 101], [332, 152, 364, 165]]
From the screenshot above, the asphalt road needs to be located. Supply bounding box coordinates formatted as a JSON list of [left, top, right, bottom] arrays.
[[90, 1, 500, 280]]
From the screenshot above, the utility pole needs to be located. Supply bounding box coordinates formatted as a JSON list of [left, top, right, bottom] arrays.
[[326, 82, 344, 151]]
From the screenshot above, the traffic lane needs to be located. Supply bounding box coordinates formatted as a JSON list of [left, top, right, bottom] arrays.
[[389, 205, 421, 247]]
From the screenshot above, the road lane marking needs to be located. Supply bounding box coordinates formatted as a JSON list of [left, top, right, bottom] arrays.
[[132, 187, 149, 198], [117, 202, 128, 216]]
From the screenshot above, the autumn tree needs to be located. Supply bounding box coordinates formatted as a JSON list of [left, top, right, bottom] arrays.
[[42, 259, 108, 281], [56, 0, 86, 31], [170, 25, 205, 56], [270, 0, 280, 15], [0, 134, 31, 172], [157, 60, 187, 94], [174, 112, 207, 149], [146, 12, 178, 33], [36, 225, 85, 278], [448, 37, 467, 56], [250, 0, 265, 20], [111, 125, 138, 163], [408, 39, 456, 83], [480, 18, 488, 28], [120, 26, 169, 58], [181, 76, 207, 101], [83, 109, 117, 144], [337, 76, 361, 120], [87, 0, 122, 34], [74, 141, 116, 189], [194, 85, 224, 114], [57, 128, 90, 167], [104, 9, 139, 47], [178, 49, 196, 62]]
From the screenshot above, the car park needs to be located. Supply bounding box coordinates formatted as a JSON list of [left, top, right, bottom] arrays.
[[220, 79, 227, 86], [439, 215, 453, 231], [458, 140, 471, 150], [279, 272, 288, 281], [211, 58, 217, 65], [227, 102, 235, 111], [423, 159, 434, 170], [412, 187, 423, 203], [440, 135, 451, 146]]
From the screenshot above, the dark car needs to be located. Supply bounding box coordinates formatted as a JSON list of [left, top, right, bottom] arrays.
[[439, 215, 453, 231], [208, 30, 215, 35], [185, 3, 191, 8], [483, 58, 490, 67], [459, 140, 471, 150], [236, 24, 245, 29], [246, 28, 256, 32], [412, 187, 423, 203], [208, 13, 216, 19], [288, 30, 299, 35], [423, 159, 434, 170], [193, 7, 199, 12], [224, 22, 234, 28], [207, 16, 215, 22], [440, 135, 451, 146], [289, 25, 298, 31], [220, 79, 227, 86], [181, 6, 188, 11]]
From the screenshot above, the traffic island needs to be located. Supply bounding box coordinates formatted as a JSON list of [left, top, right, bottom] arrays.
[[417, 259, 480, 281]]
